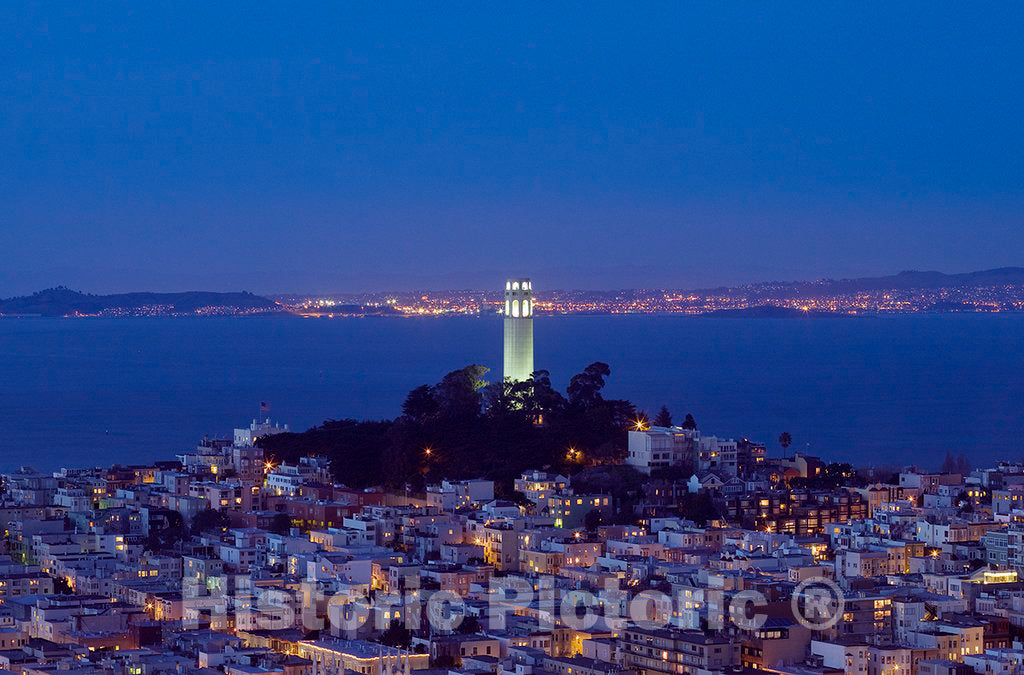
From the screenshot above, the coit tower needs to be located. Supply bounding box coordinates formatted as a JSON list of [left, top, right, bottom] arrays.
[[503, 278, 534, 382]]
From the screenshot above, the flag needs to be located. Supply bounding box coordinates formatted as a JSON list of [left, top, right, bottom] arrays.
[[259, 401, 270, 412]]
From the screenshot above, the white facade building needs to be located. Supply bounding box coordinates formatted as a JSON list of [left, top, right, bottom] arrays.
[[626, 426, 698, 474], [698, 435, 738, 476], [233, 419, 288, 448]]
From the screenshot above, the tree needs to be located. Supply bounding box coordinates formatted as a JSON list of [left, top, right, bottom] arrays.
[[940, 451, 957, 474], [584, 508, 604, 532], [653, 405, 673, 428], [956, 453, 971, 476], [676, 493, 721, 526], [53, 576, 74, 594], [650, 464, 694, 482], [528, 370, 567, 415], [778, 431, 792, 451], [434, 365, 489, 418], [955, 490, 974, 514], [144, 524, 188, 552], [380, 619, 412, 647], [484, 370, 566, 421], [567, 362, 611, 410], [261, 361, 636, 490], [143, 510, 187, 552], [190, 508, 231, 535], [507, 490, 535, 510], [402, 384, 438, 421], [260, 418, 394, 488], [432, 655, 456, 669], [682, 413, 697, 430], [571, 465, 647, 498], [268, 513, 292, 535], [458, 615, 481, 634]]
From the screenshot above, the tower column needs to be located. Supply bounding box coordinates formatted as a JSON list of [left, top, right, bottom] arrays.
[[503, 278, 534, 382]]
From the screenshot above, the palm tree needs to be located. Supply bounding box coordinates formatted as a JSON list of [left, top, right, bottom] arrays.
[[778, 432, 792, 452]]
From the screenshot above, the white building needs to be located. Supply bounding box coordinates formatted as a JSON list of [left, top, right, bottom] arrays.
[[626, 426, 698, 474], [514, 470, 569, 505], [698, 435, 738, 476], [427, 479, 494, 511], [233, 419, 288, 448], [265, 457, 333, 495]]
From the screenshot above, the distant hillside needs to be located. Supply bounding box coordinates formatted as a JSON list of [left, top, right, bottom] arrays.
[[0, 287, 280, 317], [741, 267, 1024, 297]]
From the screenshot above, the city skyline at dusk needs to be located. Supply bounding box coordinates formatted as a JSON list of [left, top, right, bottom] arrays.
[[6, 6, 1024, 673]]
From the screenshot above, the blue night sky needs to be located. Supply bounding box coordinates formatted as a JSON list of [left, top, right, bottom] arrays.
[[1, 3, 1022, 294]]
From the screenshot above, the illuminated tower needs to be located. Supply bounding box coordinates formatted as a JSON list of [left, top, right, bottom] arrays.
[[503, 278, 534, 382]]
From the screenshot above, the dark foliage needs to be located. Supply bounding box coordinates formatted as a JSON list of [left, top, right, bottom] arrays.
[[144, 511, 188, 552], [259, 362, 637, 491], [653, 405, 673, 428], [432, 655, 456, 669], [257, 419, 395, 487], [650, 463, 695, 482], [571, 465, 647, 499], [268, 513, 293, 535], [458, 615, 481, 634], [567, 362, 611, 409], [190, 508, 231, 535], [380, 620, 412, 647], [402, 385, 438, 421], [940, 451, 971, 476], [677, 493, 722, 526]]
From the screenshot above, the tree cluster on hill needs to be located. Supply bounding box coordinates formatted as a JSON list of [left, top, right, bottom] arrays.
[[939, 451, 971, 476], [649, 406, 697, 431], [258, 362, 639, 492]]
